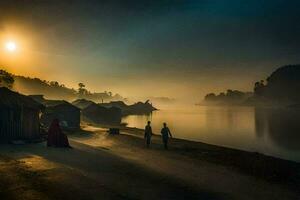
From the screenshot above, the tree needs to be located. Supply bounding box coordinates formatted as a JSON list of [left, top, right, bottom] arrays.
[[204, 93, 217, 101], [50, 81, 59, 87], [254, 80, 265, 97], [259, 65, 300, 102], [78, 82, 87, 96], [0, 70, 14, 88], [78, 83, 85, 89]]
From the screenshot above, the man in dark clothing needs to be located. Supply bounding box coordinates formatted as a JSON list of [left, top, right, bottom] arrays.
[[161, 122, 172, 149], [144, 121, 152, 148]]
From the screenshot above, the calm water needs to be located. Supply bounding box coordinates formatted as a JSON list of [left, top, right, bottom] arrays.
[[122, 106, 300, 162]]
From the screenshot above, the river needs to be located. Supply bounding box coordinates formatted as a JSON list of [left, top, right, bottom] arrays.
[[122, 105, 300, 162]]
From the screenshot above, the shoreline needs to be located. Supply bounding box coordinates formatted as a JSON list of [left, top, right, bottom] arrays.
[[118, 126, 300, 181], [75, 123, 300, 188], [0, 124, 299, 199], [91, 122, 300, 164]]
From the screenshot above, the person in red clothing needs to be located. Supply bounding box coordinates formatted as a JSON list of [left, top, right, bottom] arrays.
[[47, 118, 71, 148]]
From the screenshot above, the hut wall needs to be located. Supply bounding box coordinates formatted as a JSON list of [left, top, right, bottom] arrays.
[[21, 108, 40, 139], [59, 107, 80, 128], [82, 105, 121, 124], [41, 105, 80, 129], [0, 107, 22, 141], [0, 107, 40, 141]]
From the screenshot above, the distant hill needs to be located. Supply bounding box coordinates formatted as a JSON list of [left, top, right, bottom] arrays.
[[202, 65, 300, 106], [250, 65, 300, 106], [13, 75, 77, 101], [259, 65, 300, 103], [0, 69, 124, 102]]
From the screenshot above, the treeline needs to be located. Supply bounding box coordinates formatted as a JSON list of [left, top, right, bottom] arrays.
[[204, 90, 252, 105], [203, 65, 300, 106], [0, 69, 14, 88], [250, 65, 300, 105], [0, 69, 124, 102]]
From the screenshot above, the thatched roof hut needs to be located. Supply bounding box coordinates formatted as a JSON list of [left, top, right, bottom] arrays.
[[99, 100, 157, 115], [72, 99, 94, 109], [82, 103, 121, 125], [72, 99, 122, 125], [0, 87, 44, 141], [41, 100, 80, 129], [29, 95, 81, 129]]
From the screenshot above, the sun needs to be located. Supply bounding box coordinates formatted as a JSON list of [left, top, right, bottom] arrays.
[[5, 41, 17, 52]]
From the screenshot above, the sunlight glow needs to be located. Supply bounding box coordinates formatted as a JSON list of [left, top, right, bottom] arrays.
[[5, 41, 17, 52]]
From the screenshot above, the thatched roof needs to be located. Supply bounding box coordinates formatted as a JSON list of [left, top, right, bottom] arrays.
[[0, 87, 44, 110], [45, 100, 80, 111], [28, 94, 79, 110], [72, 99, 95, 109], [82, 103, 121, 124]]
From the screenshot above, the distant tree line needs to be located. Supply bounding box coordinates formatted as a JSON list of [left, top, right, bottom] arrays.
[[203, 65, 300, 106], [253, 65, 300, 103], [0, 69, 14, 88], [204, 89, 252, 104], [0, 68, 124, 102]]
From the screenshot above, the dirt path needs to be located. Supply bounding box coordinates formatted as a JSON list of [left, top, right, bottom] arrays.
[[0, 126, 299, 200]]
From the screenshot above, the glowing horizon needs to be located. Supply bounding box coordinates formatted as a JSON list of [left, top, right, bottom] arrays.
[[1, 1, 300, 102]]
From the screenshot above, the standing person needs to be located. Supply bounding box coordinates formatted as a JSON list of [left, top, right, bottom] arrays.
[[161, 122, 172, 150], [144, 121, 152, 148]]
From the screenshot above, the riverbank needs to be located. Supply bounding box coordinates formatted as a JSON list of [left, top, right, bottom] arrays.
[[0, 125, 299, 199], [118, 126, 300, 184]]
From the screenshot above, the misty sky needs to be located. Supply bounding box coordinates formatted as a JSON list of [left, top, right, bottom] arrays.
[[1, 0, 300, 102]]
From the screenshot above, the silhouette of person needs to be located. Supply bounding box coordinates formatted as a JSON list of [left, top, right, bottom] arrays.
[[144, 121, 152, 148], [47, 119, 71, 148], [161, 122, 172, 149]]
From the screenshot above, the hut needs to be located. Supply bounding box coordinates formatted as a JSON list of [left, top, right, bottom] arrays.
[[28, 95, 81, 129], [82, 103, 122, 125], [41, 100, 81, 130], [28, 94, 45, 103], [99, 100, 157, 115], [0, 87, 44, 142], [72, 99, 94, 109]]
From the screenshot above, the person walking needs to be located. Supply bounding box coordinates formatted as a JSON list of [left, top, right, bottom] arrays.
[[161, 122, 172, 149], [144, 121, 152, 148]]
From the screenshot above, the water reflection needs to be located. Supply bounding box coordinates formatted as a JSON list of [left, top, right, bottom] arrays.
[[122, 106, 300, 162], [255, 108, 300, 151], [254, 108, 267, 138]]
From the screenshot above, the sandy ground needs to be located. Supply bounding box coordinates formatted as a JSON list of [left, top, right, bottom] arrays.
[[0, 125, 299, 200]]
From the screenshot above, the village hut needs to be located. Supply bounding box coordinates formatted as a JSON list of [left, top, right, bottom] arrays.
[[82, 103, 122, 124], [0, 87, 44, 142], [28, 95, 81, 130], [72, 99, 94, 109], [41, 100, 81, 130], [99, 100, 157, 115], [28, 95, 45, 103]]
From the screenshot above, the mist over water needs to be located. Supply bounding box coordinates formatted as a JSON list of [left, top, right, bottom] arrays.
[[122, 105, 300, 162]]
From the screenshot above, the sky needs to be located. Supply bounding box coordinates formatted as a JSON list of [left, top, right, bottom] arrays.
[[1, 0, 300, 102]]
